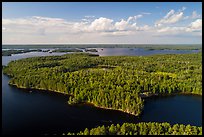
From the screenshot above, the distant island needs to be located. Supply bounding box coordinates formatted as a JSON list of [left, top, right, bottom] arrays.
[[52, 49, 83, 53], [2, 44, 202, 50], [2, 44, 201, 56], [2, 49, 42, 56], [85, 49, 98, 52]]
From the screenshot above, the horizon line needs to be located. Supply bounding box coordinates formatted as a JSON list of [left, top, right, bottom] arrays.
[[2, 44, 202, 45]]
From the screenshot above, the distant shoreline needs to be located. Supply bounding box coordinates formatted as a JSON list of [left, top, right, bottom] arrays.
[[2, 44, 202, 50]]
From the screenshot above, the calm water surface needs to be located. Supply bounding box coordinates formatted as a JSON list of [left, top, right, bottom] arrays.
[[139, 95, 202, 126], [90, 48, 200, 56], [2, 47, 200, 58], [2, 50, 202, 135]]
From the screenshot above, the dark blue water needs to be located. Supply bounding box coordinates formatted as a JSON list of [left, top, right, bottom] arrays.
[[2, 50, 202, 135], [2, 72, 139, 135], [139, 95, 202, 126]]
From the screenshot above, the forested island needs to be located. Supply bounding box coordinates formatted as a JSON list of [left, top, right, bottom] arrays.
[[85, 49, 98, 52], [2, 49, 42, 56], [52, 49, 83, 53], [66, 122, 202, 135], [3, 52, 202, 117]]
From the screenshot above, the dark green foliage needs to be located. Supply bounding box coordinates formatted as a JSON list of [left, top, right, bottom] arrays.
[[52, 49, 83, 52], [66, 122, 202, 135], [2, 49, 42, 56], [85, 49, 98, 52], [3, 52, 202, 116]]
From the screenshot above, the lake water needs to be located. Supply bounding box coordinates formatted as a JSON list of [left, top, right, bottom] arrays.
[[139, 95, 202, 126], [2, 52, 66, 66], [2, 47, 200, 59], [2, 49, 202, 135], [89, 48, 200, 56]]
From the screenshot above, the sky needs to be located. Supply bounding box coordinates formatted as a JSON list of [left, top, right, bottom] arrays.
[[2, 2, 202, 44]]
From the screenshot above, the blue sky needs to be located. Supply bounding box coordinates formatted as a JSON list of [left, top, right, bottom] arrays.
[[2, 2, 202, 44]]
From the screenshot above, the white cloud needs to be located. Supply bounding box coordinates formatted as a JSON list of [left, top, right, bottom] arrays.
[[2, 16, 75, 34], [2, 15, 148, 36], [157, 26, 186, 34], [190, 19, 202, 29], [155, 19, 202, 36], [76, 15, 146, 34], [181, 7, 186, 11], [81, 18, 89, 22], [127, 16, 134, 22], [81, 16, 96, 23], [88, 17, 115, 32], [134, 14, 143, 20], [3, 16, 69, 27], [141, 25, 151, 31], [115, 19, 130, 31], [164, 10, 175, 19], [192, 11, 201, 19], [127, 15, 143, 22], [2, 14, 202, 44], [155, 8, 184, 27], [186, 19, 202, 32], [183, 11, 201, 20]]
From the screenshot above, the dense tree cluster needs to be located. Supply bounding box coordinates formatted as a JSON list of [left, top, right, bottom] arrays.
[[66, 122, 202, 135], [52, 49, 83, 52], [2, 49, 42, 56], [3, 52, 202, 116], [85, 49, 98, 52]]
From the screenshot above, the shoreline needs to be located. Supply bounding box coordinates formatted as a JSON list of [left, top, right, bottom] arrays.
[[8, 82, 140, 117], [80, 102, 139, 117], [7, 79, 202, 118], [8, 83, 73, 96], [141, 92, 202, 99]]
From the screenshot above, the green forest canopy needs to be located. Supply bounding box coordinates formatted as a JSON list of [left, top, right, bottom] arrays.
[[3, 52, 202, 116], [66, 122, 202, 135]]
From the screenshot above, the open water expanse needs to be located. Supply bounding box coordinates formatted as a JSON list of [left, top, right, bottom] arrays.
[[2, 48, 202, 135]]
